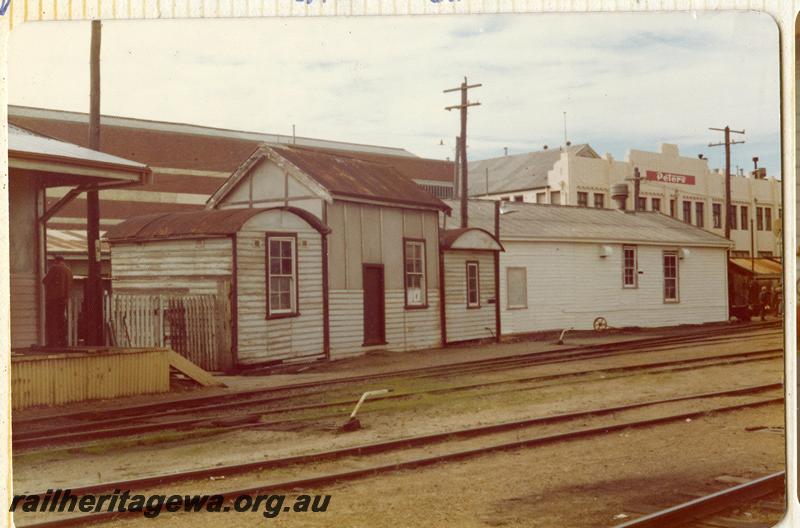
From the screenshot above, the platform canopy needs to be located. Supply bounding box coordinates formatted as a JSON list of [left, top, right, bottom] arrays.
[[728, 257, 782, 279], [9, 124, 150, 187]]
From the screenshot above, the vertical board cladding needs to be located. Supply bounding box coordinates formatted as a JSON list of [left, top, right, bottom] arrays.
[[499, 241, 728, 335], [327, 202, 440, 292], [329, 289, 440, 358], [443, 251, 496, 343], [10, 273, 39, 349], [110, 238, 233, 295], [235, 228, 325, 365], [11, 348, 170, 409], [9, 174, 42, 349]]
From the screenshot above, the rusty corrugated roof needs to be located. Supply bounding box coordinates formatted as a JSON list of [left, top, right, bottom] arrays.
[[273, 146, 450, 211], [294, 146, 455, 184], [107, 206, 329, 243]]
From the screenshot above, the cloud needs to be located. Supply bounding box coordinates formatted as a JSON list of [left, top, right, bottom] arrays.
[[8, 12, 781, 178]]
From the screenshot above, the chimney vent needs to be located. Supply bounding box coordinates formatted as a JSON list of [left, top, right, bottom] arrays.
[[610, 183, 629, 211]]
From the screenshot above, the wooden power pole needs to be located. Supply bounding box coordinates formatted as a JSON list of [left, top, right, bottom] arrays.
[[709, 126, 745, 240], [85, 20, 103, 345], [444, 77, 481, 228]]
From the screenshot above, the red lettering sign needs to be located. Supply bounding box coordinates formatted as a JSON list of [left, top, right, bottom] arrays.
[[644, 170, 696, 185]]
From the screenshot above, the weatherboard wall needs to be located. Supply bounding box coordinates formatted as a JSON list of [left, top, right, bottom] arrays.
[[234, 213, 325, 365], [443, 250, 496, 343], [327, 201, 441, 357], [499, 241, 729, 334]]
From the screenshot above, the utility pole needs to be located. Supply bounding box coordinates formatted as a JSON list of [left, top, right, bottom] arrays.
[[452, 136, 461, 198], [445, 77, 481, 228], [709, 126, 745, 240], [85, 20, 104, 346]]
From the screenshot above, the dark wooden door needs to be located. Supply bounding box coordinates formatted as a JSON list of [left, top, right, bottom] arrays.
[[363, 265, 386, 346]]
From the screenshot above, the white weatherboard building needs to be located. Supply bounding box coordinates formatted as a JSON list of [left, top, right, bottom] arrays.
[[443, 200, 732, 335], [469, 143, 782, 258]]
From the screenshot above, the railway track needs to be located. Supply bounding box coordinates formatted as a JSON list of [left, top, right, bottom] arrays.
[[14, 387, 783, 528], [13, 344, 782, 450], [13, 321, 780, 432], [611, 472, 785, 528]]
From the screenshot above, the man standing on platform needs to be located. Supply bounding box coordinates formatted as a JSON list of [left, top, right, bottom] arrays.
[[42, 255, 73, 347]]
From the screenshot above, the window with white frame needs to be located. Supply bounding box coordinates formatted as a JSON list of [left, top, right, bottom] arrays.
[[466, 261, 480, 308], [404, 239, 426, 307], [267, 235, 297, 315], [663, 251, 679, 302], [506, 267, 528, 309], [622, 246, 637, 288]]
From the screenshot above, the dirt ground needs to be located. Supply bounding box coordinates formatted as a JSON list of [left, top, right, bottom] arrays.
[[13, 339, 782, 492], [81, 404, 784, 528], [9, 325, 786, 527]]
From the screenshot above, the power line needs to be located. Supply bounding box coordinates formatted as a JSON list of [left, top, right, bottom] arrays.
[[708, 126, 745, 241]]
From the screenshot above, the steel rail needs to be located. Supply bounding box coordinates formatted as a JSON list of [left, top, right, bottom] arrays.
[[12, 348, 782, 449], [610, 472, 785, 528], [12, 322, 780, 429], [12, 326, 781, 437], [17, 383, 783, 499], [14, 395, 784, 528]]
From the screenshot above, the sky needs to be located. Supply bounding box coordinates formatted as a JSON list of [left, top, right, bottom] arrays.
[[8, 12, 782, 177]]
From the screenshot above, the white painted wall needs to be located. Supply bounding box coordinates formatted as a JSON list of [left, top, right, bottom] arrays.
[[111, 238, 232, 295], [329, 289, 441, 358], [498, 240, 728, 334]]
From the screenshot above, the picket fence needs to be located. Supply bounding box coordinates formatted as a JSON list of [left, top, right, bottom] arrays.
[[110, 294, 231, 371]]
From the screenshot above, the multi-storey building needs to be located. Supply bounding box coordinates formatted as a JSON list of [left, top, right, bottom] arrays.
[[469, 143, 782, 257]]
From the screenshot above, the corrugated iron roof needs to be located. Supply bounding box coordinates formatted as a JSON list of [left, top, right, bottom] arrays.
[[271, 146, 450, 211], [443, 199, 732, 248], [9, 124, 148, 171], [9, 105, 417, 160], [106, 206, 329, 243], [467, 144, 598, 196], [729, 258, 782, 277], [297, 146, 455, 183]]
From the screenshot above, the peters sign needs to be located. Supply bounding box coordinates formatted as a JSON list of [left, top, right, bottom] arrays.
[[645, 170, 696, 185]]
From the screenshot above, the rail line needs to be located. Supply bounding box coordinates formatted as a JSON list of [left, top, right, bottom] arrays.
[[13, 346, 782, 450], [12, 321, 780, 431], [15, 389, 783, 528], [611, 472, 785, 528], [13, 323, 780, 429]]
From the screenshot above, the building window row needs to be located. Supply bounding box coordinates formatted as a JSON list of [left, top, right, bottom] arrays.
[[755, 206, 773, 232], [619, 245, 680, 303], [419, 184, 454, 199], [577, 191, 605, 208]]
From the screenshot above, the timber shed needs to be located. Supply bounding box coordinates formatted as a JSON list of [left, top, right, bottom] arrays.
[[444, 199, 733, 335], [206, 144, 451, 358], [106, 207, 330, 369], [439, 228, 504, 344]]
